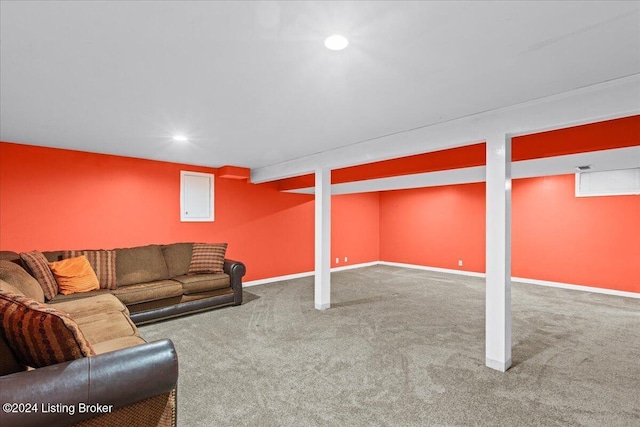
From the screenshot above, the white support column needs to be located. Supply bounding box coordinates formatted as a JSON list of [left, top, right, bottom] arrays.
[[485, 133, 512, 372], [314, 168, 331, 310]]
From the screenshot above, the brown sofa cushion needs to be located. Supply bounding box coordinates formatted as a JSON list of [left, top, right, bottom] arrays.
[[62, 250, 117, 290], [50, 293, 129, 319], [0, 279, 24, 296], [116, 245, 170, 287], [42, 251, 63, 263], [0, 251, 20, 263], [113, 280, 183, 305], [19, 251, 58, 301], [188, 243, 227, 274], [49, 288, 113, 303], [162, 243, 193, 278], [0, 260, 45, 302], [0, 290, 94, 368], [73, 310, 140, 344], [173, 273, 230, 294], [91, 335, 147, 355]]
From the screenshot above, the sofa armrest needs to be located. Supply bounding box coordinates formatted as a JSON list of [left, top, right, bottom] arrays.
[[0, 339, 178, 427], [224, 259, 246, 305]]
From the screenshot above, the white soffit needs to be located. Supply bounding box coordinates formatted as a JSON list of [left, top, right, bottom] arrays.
[[285, 146, 640, 195]]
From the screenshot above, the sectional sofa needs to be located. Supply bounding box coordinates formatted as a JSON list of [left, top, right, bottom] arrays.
[[0, 242, 246, 426]]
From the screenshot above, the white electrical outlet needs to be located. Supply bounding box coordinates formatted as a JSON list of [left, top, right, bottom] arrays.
[[458, 260, 463, 266], [336, 258, 339, 264], [344, 257, 348, 263]]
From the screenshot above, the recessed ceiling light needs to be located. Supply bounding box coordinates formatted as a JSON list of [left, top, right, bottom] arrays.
[[173, 135, 188, 142], [324, 35, 348, 51]]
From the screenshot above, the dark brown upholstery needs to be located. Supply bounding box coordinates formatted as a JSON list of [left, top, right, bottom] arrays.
[[0, 339, 178, 427], [0, 334, 22, 375], [42, 250, 63, 263]]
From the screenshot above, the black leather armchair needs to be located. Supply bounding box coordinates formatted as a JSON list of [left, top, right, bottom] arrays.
[[0, 340, 178, 427]]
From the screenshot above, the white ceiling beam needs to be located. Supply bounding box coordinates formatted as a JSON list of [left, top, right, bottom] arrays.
[[284, 146, 640, 195], [251, 74, 640, 183]]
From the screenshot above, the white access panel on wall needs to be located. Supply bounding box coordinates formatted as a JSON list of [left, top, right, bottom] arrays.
[[181, 171, 214, 222]]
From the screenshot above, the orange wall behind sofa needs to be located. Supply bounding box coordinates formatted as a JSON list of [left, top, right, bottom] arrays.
[[0, 142, 379, 281]]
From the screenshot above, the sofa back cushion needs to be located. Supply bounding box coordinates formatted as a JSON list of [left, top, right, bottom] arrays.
[[19, 251, 58, 301], [0, 289, 95, 368], [0, 260, 45, 303], [42, 251, 63, 263], [162, 243, 193, 278], [0, 251, 20, 263], [62, 250, 117, 290], [116, 245, 170, 287]]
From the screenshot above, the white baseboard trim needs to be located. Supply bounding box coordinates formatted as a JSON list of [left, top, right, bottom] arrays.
[[512, 276, 640, 299], [331, 261, 379, 272], [243, 261, 381, 288], [243, 271, 314, 288], [378, 261, 639, 299], [378, 261, 486, 278], [244, 260, 640, 299]]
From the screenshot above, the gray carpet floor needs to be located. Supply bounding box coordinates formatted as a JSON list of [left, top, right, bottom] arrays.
[[139, 265, 640, 427]]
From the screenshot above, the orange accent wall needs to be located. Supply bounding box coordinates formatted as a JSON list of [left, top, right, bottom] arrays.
[[379, 183, 486, 274], [0, 142, 379, 281], [512, 174, 639, 292], [278, 115, 640, 192], [331, 193, 380, 268], [379, 176, 639, 292], [277, 143, 485, 191], [512, 115, 640, 161]]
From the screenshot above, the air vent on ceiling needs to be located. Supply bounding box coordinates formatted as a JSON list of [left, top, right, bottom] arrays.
[[575, 165, 592, 171], [575, 167, 640, 197]]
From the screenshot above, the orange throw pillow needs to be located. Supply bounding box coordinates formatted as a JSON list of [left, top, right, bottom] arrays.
[[48, 256, 100, 295]]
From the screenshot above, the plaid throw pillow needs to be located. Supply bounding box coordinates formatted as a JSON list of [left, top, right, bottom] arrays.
[[188, 243, 227, 274], [19, 251, 58, 301], [62, 250, 117, 290], [0, 290, 95, 368]]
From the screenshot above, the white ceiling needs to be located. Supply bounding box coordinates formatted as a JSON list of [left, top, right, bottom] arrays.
[[1, 1, 639, 173]]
